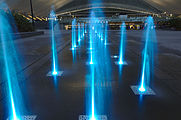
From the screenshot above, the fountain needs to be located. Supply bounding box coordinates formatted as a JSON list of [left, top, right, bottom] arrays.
[[81, 23, 85, 46], [85, 23, 87, 34], [0, 3, 36, 120], [71, 19, 77, 63], [82, 23, 85, 37], [81, 2, 111, 118], [47, 10, 63, 77], [89, 20, 94, 65], [104, 21, 108, 45], [71, 19, 77, 50], [78, 23, 81, 45], [115, 22, 127, 65], [94, 20, 112, 118], [131, 16, 157, 95]]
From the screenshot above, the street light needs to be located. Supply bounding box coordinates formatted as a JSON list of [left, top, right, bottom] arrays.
[[29, 0, 35, 28]]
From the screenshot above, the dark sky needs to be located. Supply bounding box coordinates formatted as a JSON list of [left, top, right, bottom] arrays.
[[4, 0, 181, 16]]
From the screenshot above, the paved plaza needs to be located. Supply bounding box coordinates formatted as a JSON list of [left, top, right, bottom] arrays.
[[0, 30, 181, 120]]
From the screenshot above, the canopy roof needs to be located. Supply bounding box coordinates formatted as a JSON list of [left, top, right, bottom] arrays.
[[56, 0, 161, 16], [5, 0, 181, 16]]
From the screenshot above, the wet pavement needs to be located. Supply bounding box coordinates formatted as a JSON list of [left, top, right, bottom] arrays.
[[1, 30, 181, 120]]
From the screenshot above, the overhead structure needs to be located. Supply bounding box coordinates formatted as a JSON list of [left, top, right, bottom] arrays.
[[56, 0, 162, 17]]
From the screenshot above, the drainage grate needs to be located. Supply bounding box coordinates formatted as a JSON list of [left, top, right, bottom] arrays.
[[115, 61, 128, 65], [131, 85, 156, 95], [79, 115, 107, 120], [46, 71, 63, 77], [111, 55, 119, 59], [7, 115, 37, 120]]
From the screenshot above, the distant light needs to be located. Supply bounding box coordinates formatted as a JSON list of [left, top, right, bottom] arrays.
[[90, 117, 96, 120], [52, 71, 58, 76], [118, 61, 123, 65], [90, 61, 94, 65], [71, 47, 75, 50], [139, 87, 146, 92], [113, 56, 118, 58]]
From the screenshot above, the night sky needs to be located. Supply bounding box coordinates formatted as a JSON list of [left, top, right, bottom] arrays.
[[4, 0, 181, 16]]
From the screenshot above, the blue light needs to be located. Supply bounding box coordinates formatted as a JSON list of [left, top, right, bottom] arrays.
[[85, 23, 87, 33], [90, 61, 94, 65], [139, 87, 146, 92], [78, 23, 81, 44], [49, 9, 63, 78], [86, 3, 112, 119], [90, 116, 96, 120], [72, 19, 77, 50], [91, 64, 95, 120], [118, 61, 124, 65], [0, 3, 25, 120], [113, 55, 118, 58], [49, 10, 59, 76], [138, 16, 157, 92], [104, 22, 108, 45], [89, 48, 93, 50], [88, 12, 97, 119], [89, 23, 94, 65], [83, 23, 85, 37], [72, 20, 75, 49], [118, 22, 126, 65], [72, 48, 76, 63], [52, 71, 58, 76]]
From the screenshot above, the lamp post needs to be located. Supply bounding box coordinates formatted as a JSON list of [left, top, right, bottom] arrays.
[[29, 0, 35, 28]]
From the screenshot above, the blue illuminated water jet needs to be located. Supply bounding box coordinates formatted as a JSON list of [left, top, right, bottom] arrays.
[[71, 19, 77, 63], [0, 3, 26, 120], [85, 23, 87, 33], [71, 19, 77, 50], [118, 22, 127, 65], [78, 23, 81, 45], [86, 12, 97, 120], [49, 10, 59, 76], [138, 16, 157, 92], [91, 65, 96, 120], [82, 23, 85, 37], [80, 23, 83, 39], [104, 21, 108, 45], [86, 2, 112, 119], [89, 16, 96, 65]]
